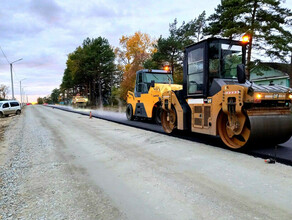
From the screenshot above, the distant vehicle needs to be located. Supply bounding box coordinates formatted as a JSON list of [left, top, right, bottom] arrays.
[[72, 95, 88, 108], [26, 103, 32, 106], [0, 100, 21, 117]]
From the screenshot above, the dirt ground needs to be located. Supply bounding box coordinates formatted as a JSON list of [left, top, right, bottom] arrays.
[[1, 106, 292, 219], [0, 117, 12, 140], [0, 116, 13, 165]]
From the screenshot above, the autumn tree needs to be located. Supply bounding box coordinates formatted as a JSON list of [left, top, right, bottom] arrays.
[[205, 0, 292, 80], [116, 32, 156, 100]]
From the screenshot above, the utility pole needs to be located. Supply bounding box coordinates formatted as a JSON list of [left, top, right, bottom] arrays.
[[10, 63, 14, 100], [22, 88, 25, 106], [20, 80, 22, 105], [10, 58, 23, 100]]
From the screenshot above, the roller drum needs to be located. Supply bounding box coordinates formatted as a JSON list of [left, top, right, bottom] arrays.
[[248, 114, 292, 145]]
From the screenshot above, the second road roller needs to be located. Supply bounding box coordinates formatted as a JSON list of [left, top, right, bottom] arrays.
[[126, 69, 182, 123], [160, 37, 292, 149]]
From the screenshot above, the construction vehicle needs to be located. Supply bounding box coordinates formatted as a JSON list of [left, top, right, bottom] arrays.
[[72, 94, 88, 108], [126, 69, 182, 123], [160, 38, 292, 149]]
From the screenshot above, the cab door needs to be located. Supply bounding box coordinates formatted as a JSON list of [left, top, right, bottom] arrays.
[[10, 102, 20, 114], [2, 102, 11, 115], [134, 72, 148, 117]]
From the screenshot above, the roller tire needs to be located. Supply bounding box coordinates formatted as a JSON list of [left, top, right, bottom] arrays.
[[161, 108, 177, 134], [154, 107, 162, 124], [217, 111, 251, 150], [126, 104, 134, 121]]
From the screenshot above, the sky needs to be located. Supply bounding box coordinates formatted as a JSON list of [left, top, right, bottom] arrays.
[[0, 0, 291, 102]]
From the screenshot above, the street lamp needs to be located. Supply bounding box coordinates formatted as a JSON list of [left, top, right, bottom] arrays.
[[21, 86, 29, 106], [22, 88, 25, 106], [20, 78, 26, 106], [10, 58, 23, 100]]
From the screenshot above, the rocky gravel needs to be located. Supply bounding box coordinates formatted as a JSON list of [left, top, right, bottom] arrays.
[[0, 107, 123, 219], [0, 116, 12, 141], [1, 105, 292, 219], [0, 116, 13, 166]]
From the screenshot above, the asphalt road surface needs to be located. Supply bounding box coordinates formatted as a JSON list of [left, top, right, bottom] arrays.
[[49, 105, 292, 166], [1, 105, 292, 219]]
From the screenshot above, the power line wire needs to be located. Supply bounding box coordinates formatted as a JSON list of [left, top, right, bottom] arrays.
[[0, 45, 10, 64]]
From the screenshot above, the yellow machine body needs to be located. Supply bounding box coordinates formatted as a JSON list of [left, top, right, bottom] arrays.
[[160, 38, 292, 149], [72, 95, 88, 108], [126, 69, 182, 122], [127, 83, 182, 118]]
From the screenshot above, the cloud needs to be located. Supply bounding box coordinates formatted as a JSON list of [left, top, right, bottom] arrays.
[[88, 4, 119, 18], [1, 0, 225, 102], [29, 0, 63, 24]]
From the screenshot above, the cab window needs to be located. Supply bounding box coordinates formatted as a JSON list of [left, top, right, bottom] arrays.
[[208, 43, 243, 80], [209, 43, 220, 78], [138, 73, 143, 83], [221, 44, 242, 78], [145, 73, 173, 84], [136, 73, 143, 93], [136, 73, 148, 94], [187, 47, 204, 94]]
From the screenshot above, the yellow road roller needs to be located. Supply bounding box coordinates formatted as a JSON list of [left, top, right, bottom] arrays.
[[72, 95, 88, 108], [126, 69, 182, 123], [160, 38, 292, 149]]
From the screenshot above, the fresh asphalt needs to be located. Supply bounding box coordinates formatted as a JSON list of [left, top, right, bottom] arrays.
[[47, 105, 292, 166]]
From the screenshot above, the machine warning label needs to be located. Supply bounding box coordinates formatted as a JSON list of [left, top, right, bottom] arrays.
[[224, 91, 240, 95]]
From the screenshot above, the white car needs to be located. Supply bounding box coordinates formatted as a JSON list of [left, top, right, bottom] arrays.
[[0, 100, 21, 117]]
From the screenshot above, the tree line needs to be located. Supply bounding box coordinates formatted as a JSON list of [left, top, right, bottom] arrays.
[[43, 0, 291, 105], [0, 84, 9, 101]]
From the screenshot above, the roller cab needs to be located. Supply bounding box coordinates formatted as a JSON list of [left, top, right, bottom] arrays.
[[126, 69, 182, 123], [161, 38, 292, 149]]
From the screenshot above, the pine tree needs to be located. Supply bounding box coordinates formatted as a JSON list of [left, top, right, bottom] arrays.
[[146, 13, 207, 84], [206, 0, 292, 80], [61, 37, 115, 105]]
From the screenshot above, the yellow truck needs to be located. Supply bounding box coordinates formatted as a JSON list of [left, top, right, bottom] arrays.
[[126, 69, 182, 123]]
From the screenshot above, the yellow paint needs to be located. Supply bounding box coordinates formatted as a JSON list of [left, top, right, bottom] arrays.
[[127, 83, 182, 118]]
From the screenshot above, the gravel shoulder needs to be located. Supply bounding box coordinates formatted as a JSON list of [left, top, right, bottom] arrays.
[[1, 105, 292, 219], [0, 116, 13, 166], [0, 106, 123, 219]]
